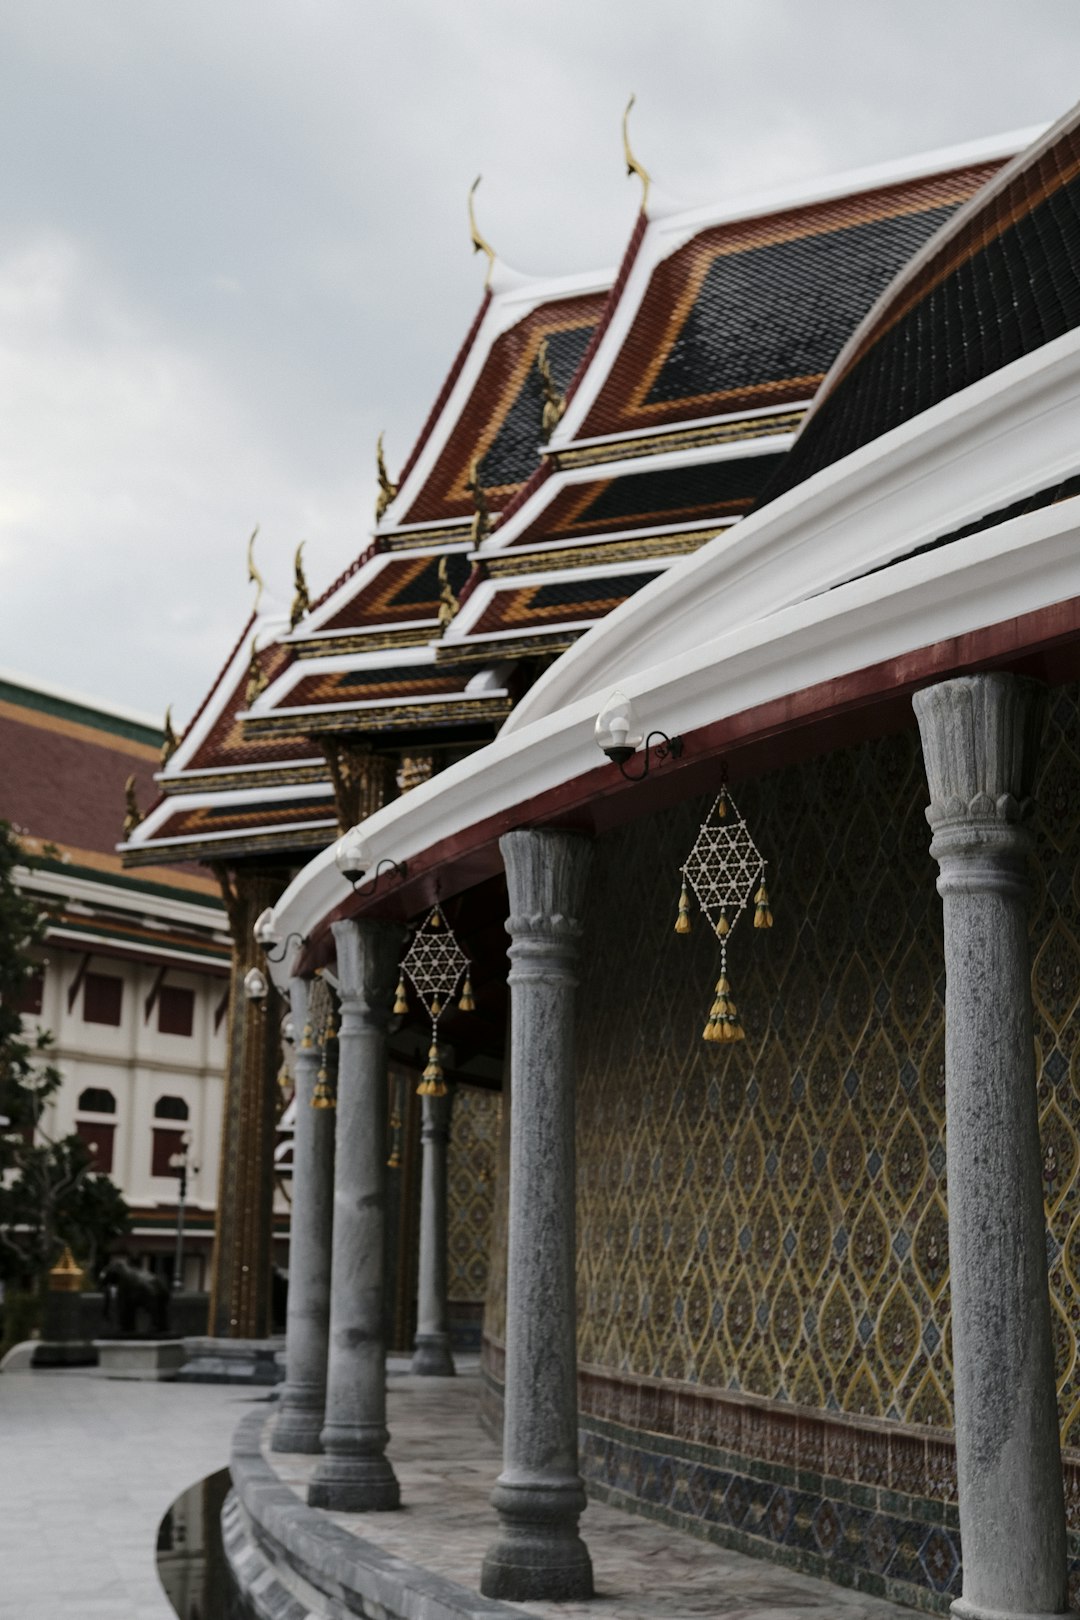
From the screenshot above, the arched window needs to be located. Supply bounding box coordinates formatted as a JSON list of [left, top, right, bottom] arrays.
[[75, 1088, 116, 1173], [154, 1095, 189, 1121], [77, 1087, 116, 1114]]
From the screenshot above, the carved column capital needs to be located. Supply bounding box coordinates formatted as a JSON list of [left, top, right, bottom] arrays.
[[331, 918, 403, 1028], [913, 673, 1047, 893]]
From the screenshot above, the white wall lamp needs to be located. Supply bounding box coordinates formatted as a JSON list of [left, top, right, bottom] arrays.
[[253, 907, 306, 964], [595, 690, 683, 781], [334, 826, 408, 893]]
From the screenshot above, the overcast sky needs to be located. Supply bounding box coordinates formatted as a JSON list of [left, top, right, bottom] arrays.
[[1, 1, 1077, 725]]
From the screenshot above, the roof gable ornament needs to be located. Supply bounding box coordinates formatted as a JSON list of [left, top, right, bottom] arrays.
[[536, 337, 567, 441], [468, 175, 497, 288], [160, 705, 179, 768], [466, 456, 491, 546], [290, 541, 310, 631], [246, 525, 264, 614], [245, 636, 268, 707], [122, 774, 142, 839], [375, 431, 398, 523], [437, 554, 461, 632], [622, 94, 651, 216]]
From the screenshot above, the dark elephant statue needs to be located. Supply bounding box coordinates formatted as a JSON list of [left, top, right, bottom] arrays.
[[100, 1257, 171, 1336]]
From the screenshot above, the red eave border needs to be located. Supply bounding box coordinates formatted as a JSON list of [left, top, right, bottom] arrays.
[[296, 595, 1080, 973]]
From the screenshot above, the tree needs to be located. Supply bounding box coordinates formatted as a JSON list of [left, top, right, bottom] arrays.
[[0, 821, 129, 1289]]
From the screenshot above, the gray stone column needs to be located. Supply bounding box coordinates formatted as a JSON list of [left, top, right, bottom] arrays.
[[308, 918, 404, 1512], [411, 1089, 456, 1377], [272, 976, 336, 1453], [481, 829, 593, 1603], [914, 673, 1070, 1620]]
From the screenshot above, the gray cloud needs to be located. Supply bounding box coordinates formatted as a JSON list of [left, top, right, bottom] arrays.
[[1, 0, 1078, 720]]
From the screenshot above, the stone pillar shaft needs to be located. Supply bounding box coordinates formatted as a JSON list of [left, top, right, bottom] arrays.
[[411, 1091, 456, 1376], [481, 829, 593, 1603], [308, 917, 404, 1512], [914, 673, 1069, 1620], [272, 977, 335, 1453]]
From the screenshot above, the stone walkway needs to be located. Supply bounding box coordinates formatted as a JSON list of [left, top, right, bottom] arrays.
[[269, 1370, 919, 1620], [0, 1362, 920, 1620], [0, 1366, 249, 1620]]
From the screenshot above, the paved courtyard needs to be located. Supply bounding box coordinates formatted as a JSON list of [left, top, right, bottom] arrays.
[[0, 1366, 246, 1620], [0, 1363, 919, 1620]]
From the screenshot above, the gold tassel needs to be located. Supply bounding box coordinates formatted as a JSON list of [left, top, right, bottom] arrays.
[[387, 1147, 402, 1169], [417, 1041, 447, 1098], [300, 1020, 314, 1050], [715, 912, 729, 937], [430, 996, 442, 1018], [702, 973, 745, 1044], [718, 794, 727, 819], [430, 906, 442, 928], [675, 880, 691, 935], [393, 976, 408, 1014], [311, 1062, 335, 1109], [458, 975, 475, 1012], [754, 882, 773, 929]]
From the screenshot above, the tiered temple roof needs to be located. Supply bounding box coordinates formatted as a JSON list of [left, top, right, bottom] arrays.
[[123, 132, 1023, 874]]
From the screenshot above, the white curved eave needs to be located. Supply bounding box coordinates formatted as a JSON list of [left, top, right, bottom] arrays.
[[267, 493, 1080, 988], [506, 327, 1080, 733]]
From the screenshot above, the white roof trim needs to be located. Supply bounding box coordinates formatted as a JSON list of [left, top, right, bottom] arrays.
[[268, 496, 1080, 987], [553, 127, 1038, 445], [298, 544, 473, 640], [164, 605, 290, 776], [387, 266, 612, 528], [444, 556, 670, 643], [510, 326, 1080, 733], [482, 434, 792, 555]]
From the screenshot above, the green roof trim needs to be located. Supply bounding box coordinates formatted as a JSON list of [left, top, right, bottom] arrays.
[[0, 677, 161, 747], [30, 855, 224, 912]]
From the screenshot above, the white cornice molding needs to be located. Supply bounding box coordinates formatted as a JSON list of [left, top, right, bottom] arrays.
[[508, 327, 1080, 733], [267, 494, 1080, 988]]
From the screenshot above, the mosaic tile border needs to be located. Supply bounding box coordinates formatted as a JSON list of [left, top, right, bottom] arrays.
[[480, 1338, 1080, 1612]]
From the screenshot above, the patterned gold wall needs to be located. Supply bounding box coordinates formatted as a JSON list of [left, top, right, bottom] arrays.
[[556, 687, 1080, 1444], [447, 1085, 500, 1304]]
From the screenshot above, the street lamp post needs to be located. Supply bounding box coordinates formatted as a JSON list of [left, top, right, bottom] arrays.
[[168, 1134, 197, 1293]]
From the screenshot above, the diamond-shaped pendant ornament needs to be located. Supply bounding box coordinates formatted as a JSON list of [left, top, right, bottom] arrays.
[[675, 784, 772, 1042], [394, 905, 475, 1096]]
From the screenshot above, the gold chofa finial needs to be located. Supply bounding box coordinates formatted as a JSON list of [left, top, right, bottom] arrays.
[[375, 432, 398, 523], [536, 337, 566, 442], [468, 176, 496, 288], [290, 541, 310, 631], [246, 525, 264, 614], [622, 95, 651, 214], [161, 706, 178, 768], [122, 774, 141, 839]]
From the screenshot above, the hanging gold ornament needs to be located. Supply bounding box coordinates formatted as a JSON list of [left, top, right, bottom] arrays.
[[387, 1106, 403, 1169], [675, 776, 773, 1043], [311, 1017, 338, 1108], [393, 976, 409, 1015], [396, 904, 474, 1098]]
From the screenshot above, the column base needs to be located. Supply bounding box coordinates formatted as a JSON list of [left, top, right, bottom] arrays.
[[952, 1603, 1078, 1620], [307, 1452, 400, 1512], [270, 1399, 324, 1454], [410, 1332, 456, 1377], [480, 1525, 593, 1602]]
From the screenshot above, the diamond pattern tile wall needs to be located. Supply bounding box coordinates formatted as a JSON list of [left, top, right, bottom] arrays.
[[556, 695, 1080, 1444], [447, 1085, 500, 1306]]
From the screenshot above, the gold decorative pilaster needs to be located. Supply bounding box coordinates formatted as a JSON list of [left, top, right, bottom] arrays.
[[318, 741, 397, 833], [208, 865, 283, 1339]]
